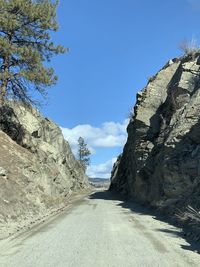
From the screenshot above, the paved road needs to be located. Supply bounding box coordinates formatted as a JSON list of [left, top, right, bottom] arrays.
[[0, 191, 200, 267]]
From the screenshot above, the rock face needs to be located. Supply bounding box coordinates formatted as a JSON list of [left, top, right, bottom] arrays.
[[110, 54, 200, 211], [0, 103, 89, 238]]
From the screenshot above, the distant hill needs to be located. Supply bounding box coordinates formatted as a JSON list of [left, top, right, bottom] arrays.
[[89, 178, 110, 183], [89, 178, 110, 188]]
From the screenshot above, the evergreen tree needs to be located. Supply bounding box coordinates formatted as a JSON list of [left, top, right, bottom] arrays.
[[0, 0, 65, 105], [77, 137, 91, 171]]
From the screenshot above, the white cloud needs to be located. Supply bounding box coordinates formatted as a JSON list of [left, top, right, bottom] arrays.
[[61, 120, 128, 178], [86, 158, 117, 178], [61, 119, 129, 156]]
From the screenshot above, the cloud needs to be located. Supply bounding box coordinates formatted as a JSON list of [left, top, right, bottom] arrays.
[[61, 119, 129, 156], [61, 120, 128, 178], [86, 158, 117, 178]]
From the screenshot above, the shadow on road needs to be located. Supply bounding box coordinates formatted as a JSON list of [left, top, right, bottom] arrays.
[[89, 190, 200, 254]]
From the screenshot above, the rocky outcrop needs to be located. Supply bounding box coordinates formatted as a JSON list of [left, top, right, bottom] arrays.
[[110, 54, 200, 212], [0, 103, 89, 238]]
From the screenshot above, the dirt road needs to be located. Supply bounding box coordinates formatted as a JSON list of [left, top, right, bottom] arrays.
[[0, 191, 200, 267]]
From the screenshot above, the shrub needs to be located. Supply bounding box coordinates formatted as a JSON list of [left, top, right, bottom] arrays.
[[179, 37, 200, 56]]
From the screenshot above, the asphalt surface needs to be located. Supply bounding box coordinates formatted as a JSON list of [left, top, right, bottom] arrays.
[[0, 190, 200, 267]]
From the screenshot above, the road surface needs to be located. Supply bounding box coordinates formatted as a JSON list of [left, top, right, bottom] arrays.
[[0, 191, 200, 267]]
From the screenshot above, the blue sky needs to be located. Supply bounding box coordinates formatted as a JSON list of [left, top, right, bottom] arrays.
[[41, 0, 200, 178]]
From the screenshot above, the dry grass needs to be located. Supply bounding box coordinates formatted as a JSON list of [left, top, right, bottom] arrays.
[[179, 38, 200, 56], [176, 206, 200, 225]]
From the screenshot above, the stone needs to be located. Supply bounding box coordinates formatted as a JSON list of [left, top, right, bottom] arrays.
[[0, 167, 6, 177], [110, 53, 200, 213]]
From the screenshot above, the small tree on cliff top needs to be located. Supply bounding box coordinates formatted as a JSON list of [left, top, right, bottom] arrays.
[[0, 0, 65, 106], [77, 137, 91, 171]]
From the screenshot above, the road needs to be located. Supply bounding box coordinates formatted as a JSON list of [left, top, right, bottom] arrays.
[[0, 190, 200, 267]]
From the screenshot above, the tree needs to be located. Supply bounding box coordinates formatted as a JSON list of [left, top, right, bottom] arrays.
[[0, 0, 66, 106], [77, 137, 91, 171]]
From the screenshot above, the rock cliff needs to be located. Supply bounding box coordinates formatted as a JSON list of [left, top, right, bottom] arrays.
[[110, 54, 200, 212], [0, 103, 89, 238]]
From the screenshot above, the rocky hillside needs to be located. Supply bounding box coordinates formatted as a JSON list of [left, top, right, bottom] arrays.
[[110, 54, 200, 213], [0, 103, 89, 238]]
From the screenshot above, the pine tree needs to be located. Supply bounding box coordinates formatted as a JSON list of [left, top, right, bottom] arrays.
[[0, 0, 65, 105], [77, 137, 91, 171]]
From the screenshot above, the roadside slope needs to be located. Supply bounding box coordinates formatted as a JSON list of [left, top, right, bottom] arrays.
[[0, 103, 89, 239], [110, 54, 200, 213]]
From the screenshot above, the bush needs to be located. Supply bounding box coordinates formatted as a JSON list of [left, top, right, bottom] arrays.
[[176, 205, 200, 224], [179, 37, 200, 56]]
